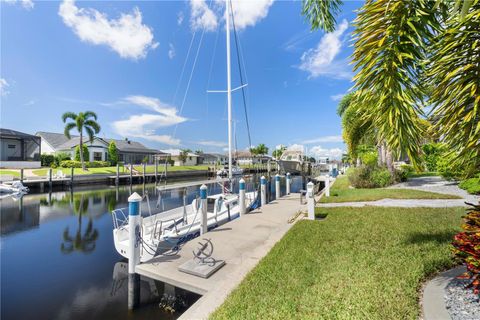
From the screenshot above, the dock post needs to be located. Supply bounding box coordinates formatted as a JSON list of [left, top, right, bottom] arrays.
[[164, 160, 168, 180], [307, 182, 315, 220], [116, 164, 119, 185], [48, 168, 53, 190], [129, 163, 133, 185], [260, 176, 267, 207], [142, 163, 146, 183], [239, 178, 246, 216], [200, 184, 208, 235], [70, 167, 74, 187], [267, 161, 271, 176], [154, 159, 158, 184], [275, 174, 281, 199], [325, 175, 330, 197], [127, 192, 142, 310], [286, 172, 291, 195], [20, 168, 24, 183]]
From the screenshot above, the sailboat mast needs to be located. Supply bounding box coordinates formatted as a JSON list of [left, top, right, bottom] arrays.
[[226, 0, 233, 180]]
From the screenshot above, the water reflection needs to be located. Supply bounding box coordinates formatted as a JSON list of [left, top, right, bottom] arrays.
[[0, 175, 304, 320]]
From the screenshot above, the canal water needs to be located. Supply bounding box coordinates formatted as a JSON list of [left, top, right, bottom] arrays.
[[0, 175, 305, 320]]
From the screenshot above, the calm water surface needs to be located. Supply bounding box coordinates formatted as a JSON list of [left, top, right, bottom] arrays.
[[0, 175, 304, 320]]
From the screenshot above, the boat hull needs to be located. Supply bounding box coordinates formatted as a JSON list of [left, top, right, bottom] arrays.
[[278, 160, 303, 174]]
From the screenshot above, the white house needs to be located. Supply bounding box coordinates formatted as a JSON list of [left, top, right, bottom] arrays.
[[36, 132, 165, 164], [232, 150, 272, 165], [161, 149, 199, 166]]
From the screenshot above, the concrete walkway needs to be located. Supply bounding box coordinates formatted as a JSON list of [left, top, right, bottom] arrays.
[[135, 193, 306, 320]]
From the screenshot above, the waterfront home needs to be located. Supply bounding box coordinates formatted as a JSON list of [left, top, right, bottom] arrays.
[[232, 150, 271, 165], [161, 149, 199, 166], [199, 153, 228, 165], [36, 131, 165, 164], [0, 128, 41, 168]]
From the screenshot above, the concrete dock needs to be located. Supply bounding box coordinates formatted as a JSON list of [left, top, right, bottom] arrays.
[[135, 193, 306, 319]]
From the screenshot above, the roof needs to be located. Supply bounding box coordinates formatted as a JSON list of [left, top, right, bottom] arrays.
[[161, 149, 199, 157], [1, 128, 41, 140], [36, 131, 164, 154], [232, 150, 271, 158], [201, 153, 227, 159]]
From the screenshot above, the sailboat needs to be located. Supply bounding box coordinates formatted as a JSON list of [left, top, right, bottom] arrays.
[[111, 0, 257, 263]]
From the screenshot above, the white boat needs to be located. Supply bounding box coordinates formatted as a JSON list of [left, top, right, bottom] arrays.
[[111, 182, 257, 262], [216, 166, 243, 176], [278, 150, 304, 174], [0, 181, 29, 194]]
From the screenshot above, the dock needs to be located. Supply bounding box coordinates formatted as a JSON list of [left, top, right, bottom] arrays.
[[135, 193, 306, 319]]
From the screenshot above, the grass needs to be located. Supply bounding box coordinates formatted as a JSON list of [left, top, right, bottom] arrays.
[[31, 165, 211, 176], [0, 169, 20, 177], [211, 206, 464, 320], [320, 175, 461, 203], [408, 171, 440, 178], [459, 175, 480, 195]]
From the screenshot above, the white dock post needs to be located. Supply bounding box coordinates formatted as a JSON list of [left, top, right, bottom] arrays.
[[260, 176, 267, 206], [325, 175, 330, 197], [142, 162, 146, 183], [154, 159, 158, 184], [129, 163, 133, 184], [116, 164, 119, 185], [48, 168, 53, 190], [128, 192, 142, 310], [239, 178, 246, 216], [275, 174, 281, 199], [286, 172, 291, 195], [200, 184, 208, 235], [307, 181, 315, 220]]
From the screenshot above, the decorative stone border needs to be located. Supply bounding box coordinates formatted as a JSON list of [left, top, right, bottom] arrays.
[[422, 265, 466, 320]]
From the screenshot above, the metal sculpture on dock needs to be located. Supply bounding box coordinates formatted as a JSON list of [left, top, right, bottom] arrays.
[[178, 238, 225, 278], [192, 238, 215, 266]]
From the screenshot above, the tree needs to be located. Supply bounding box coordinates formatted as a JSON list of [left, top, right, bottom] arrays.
[[251, 144, 269, 156], [178, 149, 189, 165], [194, 150, 203, 155], [108, 141, 118, 165], [301, 0, 343, 32], [74, 144, 89, 162], [62, 111, 101, 171], [272, 145, 287, 160]]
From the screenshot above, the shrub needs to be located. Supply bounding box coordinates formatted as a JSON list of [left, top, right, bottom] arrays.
[[108, 141, 118, 165], [459, 175, 480, 195], [452, 203, 480, 295], [74, 144, 89, 162], [422, 143, 445, 172], [371, 168, 393, 187], [360, 151, 378, 167], [437, 153, 462, 180], [349, 166, 395, 188], [40, 154, 55, 167], [88, 161, 110, 168], [60, 160, 82, 168]]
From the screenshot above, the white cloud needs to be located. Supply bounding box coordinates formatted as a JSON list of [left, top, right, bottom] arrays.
[[190, 0, 218, 31], [299, 19, 351, 79], [2, 0, 34, 10], [24, 99, 36, 106], [309, 145, 344, 159], [58, 0, 158, 60], [177, 11, 184, 25], [331, 93, 345, 101], [0, 78, 10, 96], [112, 95, 187, 146], [168, 43, 176, 59], [302, 135, 343, 144], [229, 0, 274, 30], [196, 140, 227, 148], [286, 144, 305, 152]]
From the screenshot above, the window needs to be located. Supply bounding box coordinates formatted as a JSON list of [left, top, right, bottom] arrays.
[[93, 152, 102, 161], [8, 145, 16, 149]]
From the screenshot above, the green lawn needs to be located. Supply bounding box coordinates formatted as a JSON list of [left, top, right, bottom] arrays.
[[320, 175, 460, 203], [211, 206, 464, 320], [0, 170, 20, 177], [31, 165, 211, 176]]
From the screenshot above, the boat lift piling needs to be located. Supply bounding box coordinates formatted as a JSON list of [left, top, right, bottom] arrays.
[[286, 172, 291, 195], [275, 174, 281, 199], [239, 178, 246, 216], [128, 192, 142, 310], [307, 181, 315, 220], [260, 176, 267, 206], [200, 184, 208, 235]]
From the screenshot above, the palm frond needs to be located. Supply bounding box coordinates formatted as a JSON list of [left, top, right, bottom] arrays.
[[84, 120, 101, 134], [83, 111, 98, 120], [301, 0, 343, 32], [62, 112, 77, 123], [64, 122, 76, 139], [84, 126, 95, 143]]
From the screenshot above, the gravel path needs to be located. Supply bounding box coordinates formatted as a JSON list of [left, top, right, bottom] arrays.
[[445, 275, 480, 320]]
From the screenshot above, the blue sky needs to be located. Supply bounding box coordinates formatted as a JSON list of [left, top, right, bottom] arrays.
[[0, 0, 363, 158]]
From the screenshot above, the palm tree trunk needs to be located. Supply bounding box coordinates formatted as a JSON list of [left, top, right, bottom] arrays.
[[377, 143, 382, 166], [79, 133, 86, 171], [386, 148, 394, 173]]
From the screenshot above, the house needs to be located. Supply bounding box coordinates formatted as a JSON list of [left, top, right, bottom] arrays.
[[232, 150, 272, 165], [0, 128, 41, 168], [199, 153, 228, 165], [36, 131, 165, 164], [161, 149, 199, 166]]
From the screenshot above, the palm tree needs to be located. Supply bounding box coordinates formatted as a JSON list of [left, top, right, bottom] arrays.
[[62, 111, 101, 171]]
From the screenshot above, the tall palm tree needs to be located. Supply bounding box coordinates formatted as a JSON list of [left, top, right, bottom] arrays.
[[62, 111, 101, 171]]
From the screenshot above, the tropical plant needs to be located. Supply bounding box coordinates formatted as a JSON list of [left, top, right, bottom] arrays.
[[108, 141, 118, 165], [272, 145, 287, 160], [301, 0, 343, 32], [178, 149, 189, 165], [62, 111, 101, 171], [74, 144, 89, 162], [422, 143, 445, 172], [452, 202, 480, 295], [251, 144, 269, 156]]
